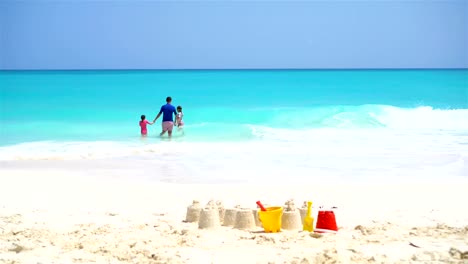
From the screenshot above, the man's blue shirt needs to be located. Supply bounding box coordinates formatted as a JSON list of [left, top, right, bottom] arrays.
[[159, 104, 177, 122]]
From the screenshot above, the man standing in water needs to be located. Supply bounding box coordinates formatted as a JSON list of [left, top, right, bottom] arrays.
[[153, 96, 178, 137]]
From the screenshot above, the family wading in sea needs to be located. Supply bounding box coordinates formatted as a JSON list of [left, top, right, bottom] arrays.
[[139, 96, 184, 137]]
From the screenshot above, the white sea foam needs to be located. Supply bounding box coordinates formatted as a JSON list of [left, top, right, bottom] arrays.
[[375, 106, 468, 130], [1, 127, 466, 184]]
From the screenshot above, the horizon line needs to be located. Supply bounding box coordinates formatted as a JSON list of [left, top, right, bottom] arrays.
[[1, 67, 467, 72]]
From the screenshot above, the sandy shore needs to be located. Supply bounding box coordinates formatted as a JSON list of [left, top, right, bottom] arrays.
[[1, 166, 467, 264]]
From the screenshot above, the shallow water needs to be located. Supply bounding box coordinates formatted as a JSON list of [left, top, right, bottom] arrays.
[[1, 69, 467, 183]]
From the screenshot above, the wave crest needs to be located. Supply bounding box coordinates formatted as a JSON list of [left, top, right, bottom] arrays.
[[257, 105, 468, 130]]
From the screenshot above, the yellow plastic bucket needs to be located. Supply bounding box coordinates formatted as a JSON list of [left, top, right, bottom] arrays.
[[258, 206, 283, 233]]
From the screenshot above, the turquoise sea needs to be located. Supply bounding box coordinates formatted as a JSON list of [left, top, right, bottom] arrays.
[[0, 70, 467, 183]]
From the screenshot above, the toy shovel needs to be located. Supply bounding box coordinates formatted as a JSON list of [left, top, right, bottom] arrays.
[[256, 201, 267, 211], [303, 201, 314, 232]]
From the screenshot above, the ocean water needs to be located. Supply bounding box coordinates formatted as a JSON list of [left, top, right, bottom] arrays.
[[1, 70, 467, 183]]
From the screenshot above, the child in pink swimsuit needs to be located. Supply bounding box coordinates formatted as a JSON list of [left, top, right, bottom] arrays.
[[139, 115, 154, 136]]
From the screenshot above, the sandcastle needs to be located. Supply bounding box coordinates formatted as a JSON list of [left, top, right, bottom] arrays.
[[185, 200, 202, 223], [223, 205, 240, 226], [198, 200, 221, 229], [234, 208, 256, 230], [281, 199, 302, 230]]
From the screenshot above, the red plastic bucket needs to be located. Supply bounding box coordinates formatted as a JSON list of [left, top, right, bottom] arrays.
[[315, 210, 338, 233]]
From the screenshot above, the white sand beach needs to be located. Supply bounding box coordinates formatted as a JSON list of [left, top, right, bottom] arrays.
[[1, 161, 467, 264], [2, 0, 467, 263]]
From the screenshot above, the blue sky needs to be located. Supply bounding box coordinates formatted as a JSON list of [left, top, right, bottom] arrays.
[[0, 0, 467, 70]]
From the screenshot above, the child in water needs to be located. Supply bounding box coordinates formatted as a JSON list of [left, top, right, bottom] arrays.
[[175, 106, 184, 130], [139, 115, 154, 136]]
